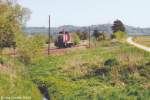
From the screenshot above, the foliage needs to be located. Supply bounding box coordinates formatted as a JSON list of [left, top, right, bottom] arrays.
[[17, 34, 45, 64], [29, 41, 150, 99], [45, 34, 53, 44], [0, 1, 31, 51], [0, 1, 42, 99], [93, 30, 99, 39], [17, 49, 31, 64], [71, 33, 80, 45], [93, 30, 108, 41], [0, 6, 15, 49], [0, 57, 4, 64], [111, 34, 116, 39], [104, 58, 119, 67], [0, 56, 42, 99], [76, 31, 88, 40], [112, 19, 125, 33], [114, 31, 127, 40]]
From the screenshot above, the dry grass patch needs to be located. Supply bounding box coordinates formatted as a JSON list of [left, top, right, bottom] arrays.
[[134, 36, 150, 47], [117, 52, 144, 66], [0, 64, 17, 78]]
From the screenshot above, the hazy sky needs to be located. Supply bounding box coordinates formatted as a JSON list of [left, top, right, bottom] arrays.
[[19, 0, 150, 27]]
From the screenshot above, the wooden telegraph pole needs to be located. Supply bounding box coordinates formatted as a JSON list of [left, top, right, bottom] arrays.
[[48, 15, 51, 55], [88, 26, 91, 48]]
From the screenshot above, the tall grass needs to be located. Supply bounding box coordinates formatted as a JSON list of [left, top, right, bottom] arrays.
[[28, 40, 150, 99]]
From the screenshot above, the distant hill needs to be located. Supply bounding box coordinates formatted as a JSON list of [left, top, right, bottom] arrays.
[[22, 24, 150, 36]]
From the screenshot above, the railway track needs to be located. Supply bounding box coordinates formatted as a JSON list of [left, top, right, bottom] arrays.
[[1, 45, 89, 56], [46, 45, 88, 55]]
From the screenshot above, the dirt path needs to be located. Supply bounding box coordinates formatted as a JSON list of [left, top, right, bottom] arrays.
[[127, 37, 150, 52]]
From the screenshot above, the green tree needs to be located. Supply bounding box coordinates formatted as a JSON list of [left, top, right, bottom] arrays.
[[93, 29, 99, 40], [0, 0, 31, 64], [0, 1, 31, 50], [112, 20, 125, 33], [0, 17, 15, 49], [76, 30, 88, 40], [97, 32, 106, 41], [111, 20, 126, 40], [0, 3, 14, 50], [93, 30, 106, 41]]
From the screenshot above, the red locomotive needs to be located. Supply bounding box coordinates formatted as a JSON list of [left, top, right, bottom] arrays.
[[55, 31, 74, 48]]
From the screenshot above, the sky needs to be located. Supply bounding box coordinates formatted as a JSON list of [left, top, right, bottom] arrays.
[[18, 0, 150, 28]]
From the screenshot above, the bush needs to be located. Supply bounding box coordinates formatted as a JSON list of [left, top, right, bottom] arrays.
[[76, 31, 88, 40], [111, 34, 116, 39], [17, 34, 45, 64], [0, 57, 4, 64], [17, 50, 31, 65], [104, 58, 119, 67], [94, 67, 110, 76], [113, 31, 127, 40], [93, 30, 108, 41], [72, 33, 80, 45]]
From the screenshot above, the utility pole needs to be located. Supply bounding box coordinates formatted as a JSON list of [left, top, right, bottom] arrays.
[[88, 26, 91, 48], [12, 41, 16, 63], [48, 15, 51, 55]]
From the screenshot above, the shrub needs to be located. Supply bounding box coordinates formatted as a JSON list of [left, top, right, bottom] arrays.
[[94, 67, 110, 76], [71, 33, 80, 45], [104, 58, 119, 67], [76, 31, 88, 40], [17, 34, 45, 64], [93, 30, 108, 41], [17, 50, 31, 65], [113, 31, 127, 40], [111, 34, 116, 39], [0, 57, 4, 64]]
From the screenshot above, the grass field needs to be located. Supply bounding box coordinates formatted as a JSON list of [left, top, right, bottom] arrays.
[[0, 40, 150, 99], [28, 40, 150, 100], [133, 36, 150, 47]]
